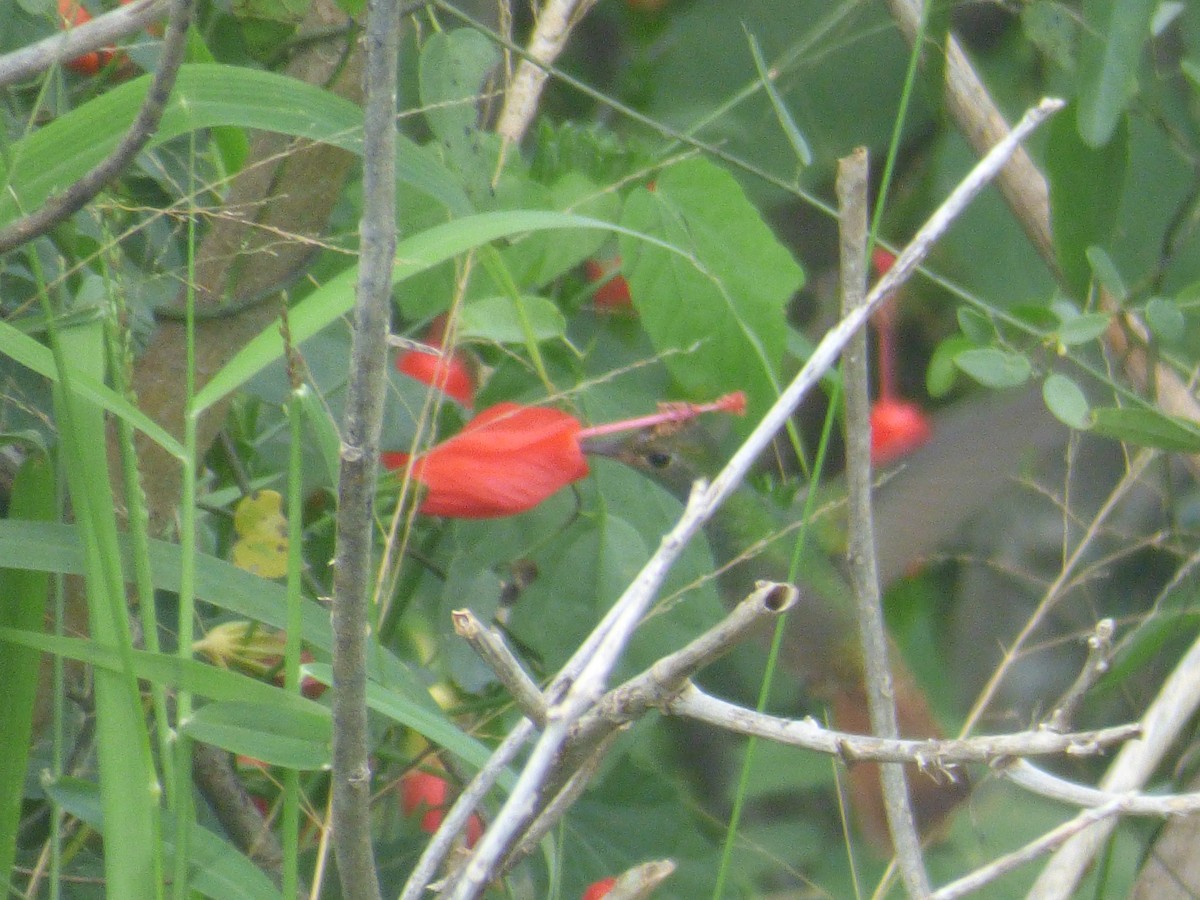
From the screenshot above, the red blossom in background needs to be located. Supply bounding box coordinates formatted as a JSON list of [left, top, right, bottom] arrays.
[[399, 770, 484, 847], [869, 398, 932, 466], [581, 876, 617, 900], [868, 244, 931, 465], [584, 256, 634, 312], [395, 314, 476, 407], [382, 392, 746, 519]]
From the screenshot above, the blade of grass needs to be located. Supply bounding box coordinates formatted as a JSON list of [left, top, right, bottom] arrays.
[[0, 452, 54, 896], [45, 308, 162, 897]]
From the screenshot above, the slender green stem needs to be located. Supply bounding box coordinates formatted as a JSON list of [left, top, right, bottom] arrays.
[[711, 384, 840, 898], [173, 163, 200, 900], [282, 381, 307, 898]]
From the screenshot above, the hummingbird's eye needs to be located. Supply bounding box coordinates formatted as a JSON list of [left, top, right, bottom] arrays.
[[645, 450, 673, 470]]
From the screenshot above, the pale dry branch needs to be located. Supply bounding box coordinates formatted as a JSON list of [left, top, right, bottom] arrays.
[[666, 684, 1138, 766], [838, 146, 929, 895]]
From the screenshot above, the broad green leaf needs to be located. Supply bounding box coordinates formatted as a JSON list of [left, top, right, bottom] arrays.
[[1145, 296, 1185, 345], [620, 158, 804, 428], [180, 701, 331, 770], [1076, 0, 1155, 147], [498, 172, 621, 290], [419, 29, 502, 204], [953, 348, 1033, 389], [0, 64, 470, 227], [46, 776, 282, 900], [1086, 246, 1127, 300], [926, 334, 972, 397], [194, 210, 628, 412], [1042, 373, 1091, 429], [0, 455, 54, 891], [956, 307, 995, 344], [1021, 1, 1078, 72], [459, 295, 566, 344], [1090, 407, 1200, 452], [1047, 106, 1128, 298], [1055, 312, 1111, 346]]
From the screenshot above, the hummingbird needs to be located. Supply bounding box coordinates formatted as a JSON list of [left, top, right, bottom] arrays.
[[586, 385, 1065, 848]]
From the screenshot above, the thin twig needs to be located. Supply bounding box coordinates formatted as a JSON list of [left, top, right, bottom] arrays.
[[930, 801, 1125, 900], [0, 0, 192, 255], [0, 0, 168, 87], [1027, 626, 1200, 897], [666, 684, 1137, 764], [451, 610, 547, 724], [1044, 618, 1116, 734], [327, 0, 397, 894]]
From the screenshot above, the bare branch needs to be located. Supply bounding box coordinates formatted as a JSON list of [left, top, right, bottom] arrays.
[[494, 0, 599, 145], [0, 0, 192, 255], [452, 610, 547, 724], [1027, 626, 1200, 897], [328, 0, 397, 894], [666, 684, 1138, 765], [0, 0, 168, 87], [838, 146, 929, 895], [931, 801, 1125, 900]]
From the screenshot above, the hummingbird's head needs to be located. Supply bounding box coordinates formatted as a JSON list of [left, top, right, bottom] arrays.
[[581, 423, 720, 502]]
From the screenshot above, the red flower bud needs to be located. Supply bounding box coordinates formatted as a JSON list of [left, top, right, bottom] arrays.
[[584, 257, 634, 311], [582, 877, 617, 900], [869, 398, 932, 466]]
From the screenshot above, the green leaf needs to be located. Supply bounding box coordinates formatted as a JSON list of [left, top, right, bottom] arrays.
[[0, 64, 470, 228], [45, 776, 282, 900], [1055, 311, 1112, 346], [0, 455, 54, 891], [1042, 373, 1091, 429], [1090, 407, 1200, 452], [619, 158, 804, 428], [956, 307, 995, 344], [0, 318, 183, 458], [419, 29, 503, 204], [194, 209, 624, 412], [1086, 246, 1127, 301], [1145, 296, 1185, 345], [1046, 106, 1129, 298], [459, 295, 566, 344], [1022, 1, 1079, 72], [1076, 0, 1156, 147], [746, 28, 812, 166], [181, 701, 331, 770], [926, 334, 972, 397], [953, 348, 1033, 389]]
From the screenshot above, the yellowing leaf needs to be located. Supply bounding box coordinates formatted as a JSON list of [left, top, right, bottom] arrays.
[[232, 490, 289, 579]]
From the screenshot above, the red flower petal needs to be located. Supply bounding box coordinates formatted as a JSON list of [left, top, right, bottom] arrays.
[[870, 399, 932, 466], [582, 877, 617, 900], [584, 257, 634, 311], [871, 247, 897, 276], [390, 403, 589, 519], [396, 348, 475, 407]]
